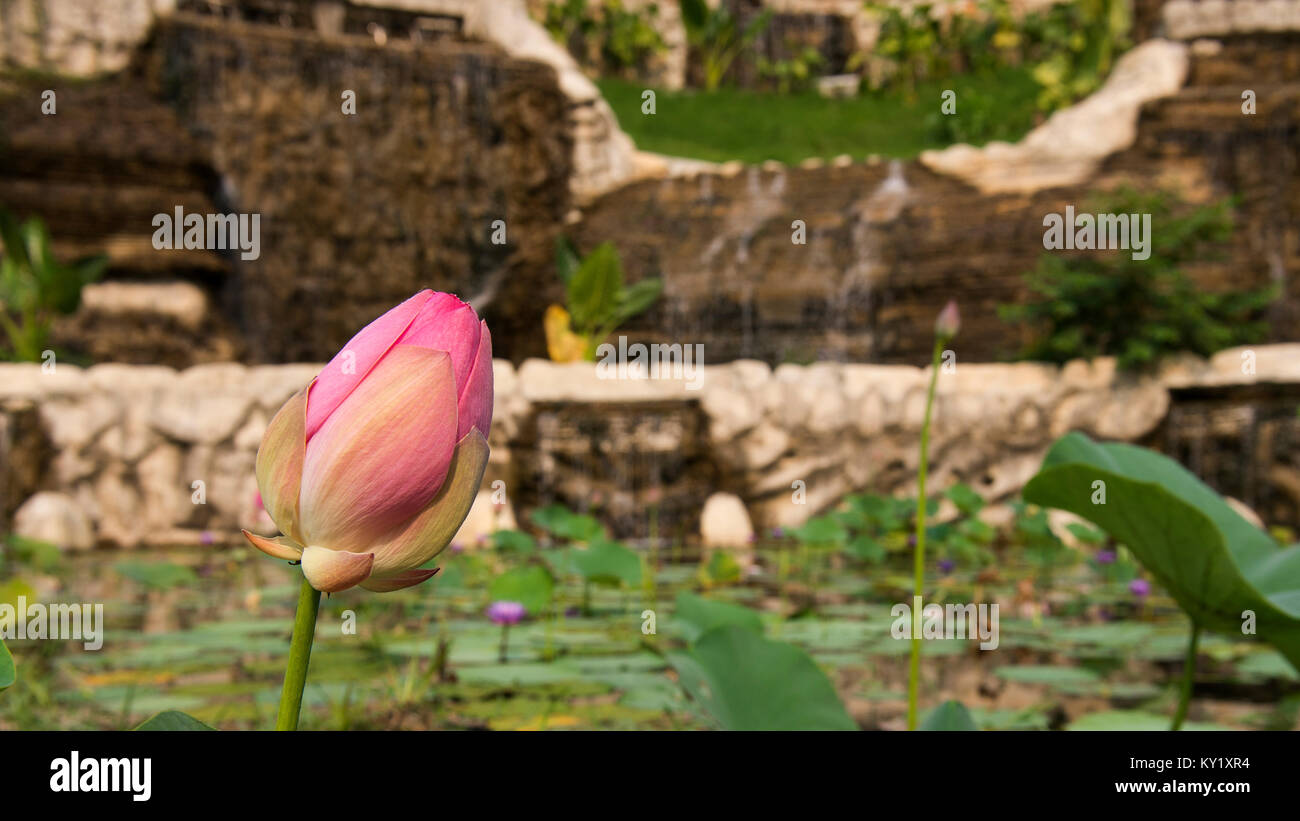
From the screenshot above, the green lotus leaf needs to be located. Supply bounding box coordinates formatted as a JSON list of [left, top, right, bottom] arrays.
[[667, 624, 857, 731], [1024, 432, 1300, 671]]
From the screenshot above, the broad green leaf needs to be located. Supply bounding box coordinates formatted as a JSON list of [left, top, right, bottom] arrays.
[[566, 242, 623, 333], [133, 710, 215, 731], [673, 591, 762, 644], [0, 638, 14, 691], [569, 538, 641, 587], [1024, 433, 1300, 671], [530, 504, 605, 542], [489, 565, 554, 615], [554, 235, 581, 285], [919, 700, 977, 731], [791, 515, 847, 546], [114, 560, 199, 591], [944, 483, 985, 515], [493, 529, 537, 555], [668, 625, 857, 730], [1066, 710, 1230, 731], [614, 277, 663, 323]]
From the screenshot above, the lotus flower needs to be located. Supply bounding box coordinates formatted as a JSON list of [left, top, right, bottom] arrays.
[[244, 290, 492, 593]]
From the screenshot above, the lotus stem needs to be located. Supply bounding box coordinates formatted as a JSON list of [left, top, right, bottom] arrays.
[[275, 576, 322, 730], [1171, 622, 1201, 731], [908, 338, 943, 731]]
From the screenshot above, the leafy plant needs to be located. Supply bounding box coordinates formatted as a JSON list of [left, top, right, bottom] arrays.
[[1001, 190, 1274, 371], [545, 238, 662, 362], [134, 710, 214, 731], [672, 591, 762, 643], [0, 208, 107, 362], [757, 46, 824, 94], [544, 0, 667, 78], [1024, 432, 1300, 728], [0, 638, 14, 692], [679, 0, 772, 90], [667, 624, 856, 730], [489, 565, 556, 616], [919, 699, 977, 731]]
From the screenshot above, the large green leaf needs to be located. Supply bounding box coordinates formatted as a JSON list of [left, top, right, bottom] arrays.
[[133, 710, 215, 731], [667, 625, 857, 730], [1024, 432, 1300, 670], [566, 242, 623, 333], [569, 538, 642, 587], [488, 565, 555, 616], [0, 638, 14, 691], [673, 591, 762, 643], [919, 700, 977, 731]]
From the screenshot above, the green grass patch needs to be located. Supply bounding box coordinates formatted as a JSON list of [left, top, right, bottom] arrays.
[[597, 66, 1042, 165]]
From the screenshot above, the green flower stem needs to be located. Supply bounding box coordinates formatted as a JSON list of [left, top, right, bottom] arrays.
[[275, 576, 322, 731], [908, 338, 944, 731], [1170, 622, 1202, 731]]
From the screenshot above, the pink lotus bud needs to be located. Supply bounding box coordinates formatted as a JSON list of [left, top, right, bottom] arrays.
[[244, 290, 493, 594], [935, 300, 960, 340]]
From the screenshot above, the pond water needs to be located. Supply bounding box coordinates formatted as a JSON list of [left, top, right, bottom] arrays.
[[4, 541, 1296, 731]]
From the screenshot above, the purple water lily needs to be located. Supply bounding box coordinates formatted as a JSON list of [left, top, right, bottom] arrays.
[[1095, 549, 1116, 565], [938, 558, 955, 575], [1129, 578, 1151, 598], [486, 600, 526, 625]]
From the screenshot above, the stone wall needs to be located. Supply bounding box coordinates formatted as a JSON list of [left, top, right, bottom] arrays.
[[1, 7, 576, 365], [5, 346, 1299, 550], [574, 32, 1300, 365]]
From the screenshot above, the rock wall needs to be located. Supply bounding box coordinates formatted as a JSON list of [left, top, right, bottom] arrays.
[[0, 7, 576, 365], [574, 31, 1300, 365], [5, 346, 1299, 549]]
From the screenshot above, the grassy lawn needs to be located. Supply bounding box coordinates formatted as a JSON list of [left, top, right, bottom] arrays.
[[597, 66, 1044, 164]]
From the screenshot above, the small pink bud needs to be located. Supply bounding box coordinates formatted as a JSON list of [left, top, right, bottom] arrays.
[[935, 300, 960, 340]]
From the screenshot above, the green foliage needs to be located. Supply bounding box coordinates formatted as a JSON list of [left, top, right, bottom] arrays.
[[667, 624, 857, 730], [565, 537, 642, 587], [866, 0, 1129, 113], [0, 207, 107, 362], [697, 549, 743, 587], [679, 0, 772, 90], [918, 699, 977, 730], [0, 638, 14, 692], [1001, 190, 1274, 371], [757, 46, 824, 94], [134, 710, 215, 731], [553, 238, 663, 361], [1024, 432, 1300, 671], [489, 565, 556, 616], [531, 502, 606, 543], [113, 560, 199, 591], [672, 591, 762, 643], [543, 0, 666, 78]]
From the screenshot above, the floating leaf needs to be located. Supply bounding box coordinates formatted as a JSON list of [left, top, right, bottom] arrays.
[[133, 710, 215, 731], [668, 625, 857, 731], [1024, 433, 1300, 671], [569, 538, 641, 587], [919, 700, 977, 731], [488, 565, 555, 616]]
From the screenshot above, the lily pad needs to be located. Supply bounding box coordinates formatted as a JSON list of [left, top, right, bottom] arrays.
[[919, 699, 977, 731], [1024, 433, 1300, 671], [133, 710, 215, 731]]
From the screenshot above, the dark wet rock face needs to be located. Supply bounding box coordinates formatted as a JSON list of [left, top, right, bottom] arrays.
[[0, 11, 572, 365]]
